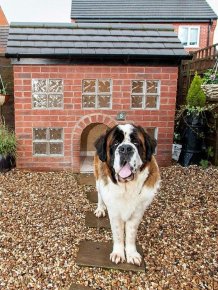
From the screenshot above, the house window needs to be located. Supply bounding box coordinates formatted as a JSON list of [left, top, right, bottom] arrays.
[[32, 79, 63, 109], [178, 26, 200, 47], [131, 80, 160, 109], [33, 128, 63, 156], [82, 79, 112, 109]]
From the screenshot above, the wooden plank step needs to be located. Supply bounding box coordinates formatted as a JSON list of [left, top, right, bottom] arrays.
[[86, 190, 98, 203], [77, 173, 95, 186], [69, 284, 93, 290], [76, 241, 145, 272], [85, 211, 110, 229]]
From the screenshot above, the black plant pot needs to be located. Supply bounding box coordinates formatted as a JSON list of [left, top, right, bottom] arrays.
[[0, 154, 15, 172], [178, 112, 206, 167]]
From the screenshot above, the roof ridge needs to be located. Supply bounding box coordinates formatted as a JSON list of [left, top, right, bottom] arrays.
[[10, 22, 174, 31]]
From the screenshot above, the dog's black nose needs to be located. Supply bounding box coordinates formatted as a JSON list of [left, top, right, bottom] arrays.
[[119, 144, 133, 155]]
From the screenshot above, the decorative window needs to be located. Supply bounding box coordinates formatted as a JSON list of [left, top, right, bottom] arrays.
[[131, 80, 160, 109], [178, 26, 200, 47], [33, 128, 63, 156], [82, 79, 112, 109], [32, 79, 63, 109]]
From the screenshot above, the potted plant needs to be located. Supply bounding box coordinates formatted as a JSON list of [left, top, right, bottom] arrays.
[[201, 61, 218, 101], [0, 76, 10, 106], [176, 72, 216, 167], [0, 122, 16, 172]]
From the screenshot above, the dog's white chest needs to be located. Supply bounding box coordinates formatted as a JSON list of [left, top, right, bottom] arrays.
[[100, 170, 155, 222]]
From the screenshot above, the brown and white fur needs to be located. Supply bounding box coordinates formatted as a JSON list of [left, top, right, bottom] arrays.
[[94, 124, 160, 266]]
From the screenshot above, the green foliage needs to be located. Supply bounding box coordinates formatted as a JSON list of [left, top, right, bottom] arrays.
[[0, 123, 17, 157], [200, 146, 214, 169], [0, 87, 7, 95], [186, 72, 206, 107], [199, 159, 209, 169], [0, 81, 9, 95], [202, 68, 218, 84]]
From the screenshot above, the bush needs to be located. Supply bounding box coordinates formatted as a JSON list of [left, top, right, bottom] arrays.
[[0, 123, 16, 158], [186, 72, 206, 107]]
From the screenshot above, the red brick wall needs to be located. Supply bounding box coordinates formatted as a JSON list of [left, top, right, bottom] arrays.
[[0, 7, 9, 26], [14, 64, 178, 172], [173, 21, 216, 52]]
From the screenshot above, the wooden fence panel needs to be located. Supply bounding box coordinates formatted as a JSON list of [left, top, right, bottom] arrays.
[[178, 43, 218, 106], [178, 43, 218, 166]]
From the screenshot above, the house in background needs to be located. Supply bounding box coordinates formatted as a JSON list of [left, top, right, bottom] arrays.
[[0, 6, 14, 128], [6, 22, 189, 172], [71, 0, 217, 52]]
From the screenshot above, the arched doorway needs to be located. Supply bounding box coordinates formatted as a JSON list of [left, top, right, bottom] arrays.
[[80, 123, 108, 172]]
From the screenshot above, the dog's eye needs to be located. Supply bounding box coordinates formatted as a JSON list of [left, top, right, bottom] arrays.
[[133, 141, 139, 146], [113, 141, 119, 147]]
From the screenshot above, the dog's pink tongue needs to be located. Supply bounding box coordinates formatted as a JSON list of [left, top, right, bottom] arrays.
[[119, 163, 132, 179]]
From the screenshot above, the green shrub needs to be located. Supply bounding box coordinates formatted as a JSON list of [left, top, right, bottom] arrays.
[[186, 72, 206, 107], [0, 123, 16, 158]]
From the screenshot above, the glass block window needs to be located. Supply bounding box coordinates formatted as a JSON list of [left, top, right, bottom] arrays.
[[131, 80, 160, 109], [82, 79, 112, 109], [33, 128, 63, 156], [32, 79, 63, 109]]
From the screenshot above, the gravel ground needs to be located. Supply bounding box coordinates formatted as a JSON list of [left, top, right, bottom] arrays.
[[0, 165, 217, 290]]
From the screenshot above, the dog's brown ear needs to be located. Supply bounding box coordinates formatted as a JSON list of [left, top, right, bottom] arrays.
[[137, 126, 157, 162], [94, 134, 107, 162]]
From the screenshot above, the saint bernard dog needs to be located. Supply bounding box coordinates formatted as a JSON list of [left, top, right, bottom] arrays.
[[94, 124, 160, 266]]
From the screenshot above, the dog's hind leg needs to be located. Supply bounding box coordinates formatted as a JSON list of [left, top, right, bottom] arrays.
[[94, 180, 106, 218]]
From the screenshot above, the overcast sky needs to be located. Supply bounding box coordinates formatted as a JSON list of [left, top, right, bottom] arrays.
[[0, 0, 72, 23], [0, 0, 218, 42]]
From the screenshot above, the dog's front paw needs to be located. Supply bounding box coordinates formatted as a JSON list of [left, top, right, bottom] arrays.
[[110, 251, 125, 264], [126, 250, 142, 266], [94, 207, 106, 218]]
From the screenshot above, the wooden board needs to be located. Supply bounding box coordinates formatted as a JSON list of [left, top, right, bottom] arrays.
[[76, 241, 146, 272], [69, 284, 93, 290], [85, 211, 110, 229], [86, 191, 98, 203], [77, 173, 95, 186]]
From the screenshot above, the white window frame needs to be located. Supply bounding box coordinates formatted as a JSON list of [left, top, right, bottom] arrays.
[[178, 26, 200, 48]]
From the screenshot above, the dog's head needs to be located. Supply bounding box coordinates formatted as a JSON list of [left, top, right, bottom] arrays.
[[94, 124, 156, 183]]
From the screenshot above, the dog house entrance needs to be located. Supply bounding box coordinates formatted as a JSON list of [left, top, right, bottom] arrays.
[[80, 123, 108, 173]]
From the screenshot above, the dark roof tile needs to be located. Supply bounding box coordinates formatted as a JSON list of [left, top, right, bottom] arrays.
[[6, 22, 188, 59], [71, 0, 217, 22]]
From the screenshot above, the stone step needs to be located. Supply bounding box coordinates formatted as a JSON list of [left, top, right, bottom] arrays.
[[76, 241, 145, 272], [69, 284, 93, 290], [85, 211, 110, 229], [86, 190, 98, 203]]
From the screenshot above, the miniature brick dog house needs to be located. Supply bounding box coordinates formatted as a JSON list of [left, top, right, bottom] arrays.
[[6, 23, 189, 172]]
